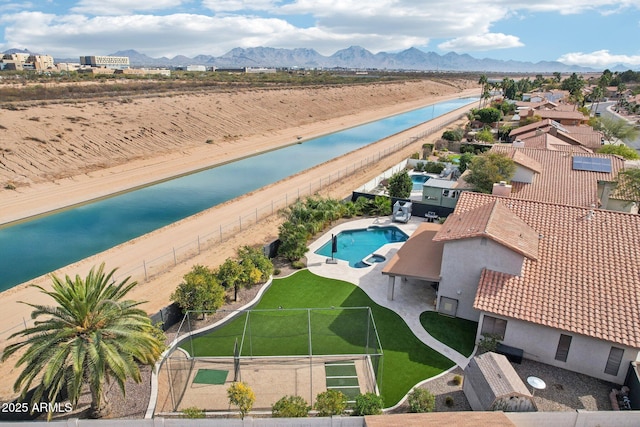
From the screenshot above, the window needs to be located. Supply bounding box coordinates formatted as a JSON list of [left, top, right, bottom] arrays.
[[442, 189, 450, 197], [604, 347, 624, 376], [481, 315, 507, 340], [555, 334, 572, 362]]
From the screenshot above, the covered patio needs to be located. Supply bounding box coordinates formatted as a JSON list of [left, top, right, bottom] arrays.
[[381, 222, 444, 302]]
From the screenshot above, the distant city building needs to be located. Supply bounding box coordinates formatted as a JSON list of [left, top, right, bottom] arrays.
[[0, 53, 54, 71], [80, 55, 130, 70], [175, 65, 206, 72]]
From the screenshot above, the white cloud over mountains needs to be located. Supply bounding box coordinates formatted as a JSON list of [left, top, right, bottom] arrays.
[[558, 50, 640, 67], [0, 0, 638, 67]]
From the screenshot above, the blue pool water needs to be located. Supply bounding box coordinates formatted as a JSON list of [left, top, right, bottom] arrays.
[[315, 226, 409, 268], [0, 97, 476, 291], [410, 174, 430, 191]]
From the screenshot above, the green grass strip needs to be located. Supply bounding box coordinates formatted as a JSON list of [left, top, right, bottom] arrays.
[[326, 377, 359, 387], [419, 311, 478, 357], [325, 364, 357, 377]]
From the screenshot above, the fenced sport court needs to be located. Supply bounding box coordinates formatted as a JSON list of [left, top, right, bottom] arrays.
[[156, 307, 383, 414]]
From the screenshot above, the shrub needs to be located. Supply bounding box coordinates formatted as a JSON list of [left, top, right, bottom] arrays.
[[273, 268, 281, 276], [227, 382, 255, 419], [478, 333, 501, 353], [314, 389, 347, 416], [445, 396, 454, 407], [353, 392, 384, 416], [278, 221, 309, 261], [452, 375, 463, 386], [291, 260, 305, 269], [272, 395, 310, 417], [182, 407, 205, 418], [410, 152, 420, 159], [407, 388, 435, 413], [423, 161, 445, 174], [415, 161, 425, 172], [4, 183, 16, 190], [442, 129, 463, 142]]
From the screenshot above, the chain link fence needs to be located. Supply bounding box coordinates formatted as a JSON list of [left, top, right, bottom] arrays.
[[0, 112, 465, 346]]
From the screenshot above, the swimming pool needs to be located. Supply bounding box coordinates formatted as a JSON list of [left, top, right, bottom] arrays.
[[410, 174, 430, 191], [315, 226, 409, 268]]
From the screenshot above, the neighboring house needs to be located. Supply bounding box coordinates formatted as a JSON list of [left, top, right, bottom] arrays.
[[520, 108, 587, 126], [508, 119, 604, 150], [431, 192, 640, 384], [490, 146, 624, 208]]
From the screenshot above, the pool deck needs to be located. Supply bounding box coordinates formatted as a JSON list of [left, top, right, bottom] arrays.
[[307, 216, 473, 368]]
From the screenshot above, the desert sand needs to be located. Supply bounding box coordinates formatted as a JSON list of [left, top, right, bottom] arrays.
[[0, 79, 478, 401]]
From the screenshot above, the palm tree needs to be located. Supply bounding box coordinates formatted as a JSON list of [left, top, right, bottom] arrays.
[[478, 74, 488, 107], [2, 263, 164, 419]]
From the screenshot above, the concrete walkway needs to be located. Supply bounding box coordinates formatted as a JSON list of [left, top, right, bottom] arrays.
[[307, 217, 473, 369]]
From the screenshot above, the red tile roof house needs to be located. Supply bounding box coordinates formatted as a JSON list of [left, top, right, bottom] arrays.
[[431, 191, 640, 384]]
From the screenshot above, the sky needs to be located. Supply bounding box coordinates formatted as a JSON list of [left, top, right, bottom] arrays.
[[1, 0, 639, 69]]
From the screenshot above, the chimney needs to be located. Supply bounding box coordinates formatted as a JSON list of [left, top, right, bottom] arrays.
[[512, 139, 525, 148], [492, 181, 512, 197]]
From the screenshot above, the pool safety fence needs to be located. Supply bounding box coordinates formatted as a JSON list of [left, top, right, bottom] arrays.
[[0, 110, 467, 345], [157, 307, 383, 413]]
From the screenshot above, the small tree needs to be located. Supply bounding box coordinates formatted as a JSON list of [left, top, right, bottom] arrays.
[[238, 245, 273, 284], [407, 388, 435, 413], [442, 128, 464, 142], [171, 265, 225, 315], [458, 152, 474, 174], [594, 116, 640, 144], [464, 152, 516, 193], [476, 128, 495, 143], [216, 258, 243, 301], [314, 389, 347, 416], [353, 392, 384, 415], [388, 170, 412, 198], [474, 107, 503, 126], [227, 382, 255, 419], [272, 395, 310, 417], [598, 144, 640, 160]]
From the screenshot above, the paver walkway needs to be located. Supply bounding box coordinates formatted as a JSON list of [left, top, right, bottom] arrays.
[[307, 217, 473, 368]]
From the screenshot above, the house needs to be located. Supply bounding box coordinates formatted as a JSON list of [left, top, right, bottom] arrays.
[[463, 352, 536, 412], [489, 146, 624, 208], [508, 119, 604, 149], [520, 108, 587, 126], [431, 192, 640, 384]]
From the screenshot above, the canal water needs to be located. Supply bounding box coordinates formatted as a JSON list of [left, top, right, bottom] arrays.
[[0, 97, 476, 291]]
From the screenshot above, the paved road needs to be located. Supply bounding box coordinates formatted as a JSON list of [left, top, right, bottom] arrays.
[[594, 101, 640, 151]]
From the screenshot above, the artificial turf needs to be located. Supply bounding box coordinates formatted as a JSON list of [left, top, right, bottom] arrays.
[[181, 269, 454, 406], [419, 310, 478, 357]]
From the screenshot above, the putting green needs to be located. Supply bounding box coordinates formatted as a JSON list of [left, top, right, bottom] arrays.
[[193, 369, 229, 385]]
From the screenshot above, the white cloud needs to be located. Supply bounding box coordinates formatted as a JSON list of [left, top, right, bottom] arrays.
[[558, 50, 640, 67], [71, 0, 186, 15], [201, 0, 278, 13], [438, 33, 524, 52]]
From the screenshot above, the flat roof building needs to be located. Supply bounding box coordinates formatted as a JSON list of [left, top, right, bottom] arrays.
[[80, 55, 130, 70]]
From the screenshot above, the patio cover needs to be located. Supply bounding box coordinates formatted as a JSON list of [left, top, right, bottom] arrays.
[[381, 222, 443, 282]]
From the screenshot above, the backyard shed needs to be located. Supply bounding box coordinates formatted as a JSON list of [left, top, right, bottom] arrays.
[[463, 352, 536, 412]]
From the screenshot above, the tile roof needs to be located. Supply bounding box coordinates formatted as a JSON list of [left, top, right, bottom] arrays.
[[453, 192, 640, 348], [534, 109, 586, 121], [433, 199, 539, 260], [490, 146, 624, 207], [506, 150, 543, 173], [382, 222, 444, 281], [509, 119, 555, 137]]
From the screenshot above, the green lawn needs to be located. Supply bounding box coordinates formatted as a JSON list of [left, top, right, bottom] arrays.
[[419, 311, 478, 357], [181, 270, 454, 406]]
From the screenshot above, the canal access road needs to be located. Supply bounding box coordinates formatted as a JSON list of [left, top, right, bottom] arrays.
[[0, 90, 478, 401]]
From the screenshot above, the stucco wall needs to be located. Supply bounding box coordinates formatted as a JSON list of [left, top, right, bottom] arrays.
[[490, 317, 639, 384], [438, 238, 524, 321], [512, 165, 535, 184]]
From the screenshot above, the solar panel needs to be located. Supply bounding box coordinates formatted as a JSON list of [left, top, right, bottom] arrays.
[[572, 156, 612, 173]]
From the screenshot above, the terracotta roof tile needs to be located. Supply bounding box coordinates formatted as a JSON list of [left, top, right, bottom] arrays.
[[434, 199, 539, 260], [454, 192, 640, 348], [491, 146, 624, 207]]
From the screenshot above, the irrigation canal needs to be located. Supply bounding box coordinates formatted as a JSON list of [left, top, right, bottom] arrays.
[[0, 97, 476, 291]]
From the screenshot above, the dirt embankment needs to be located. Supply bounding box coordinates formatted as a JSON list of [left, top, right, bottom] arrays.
[[0, 79, 475, 189]]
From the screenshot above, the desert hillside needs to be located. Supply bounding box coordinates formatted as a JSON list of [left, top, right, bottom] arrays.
[[0, 79, 475, 188]]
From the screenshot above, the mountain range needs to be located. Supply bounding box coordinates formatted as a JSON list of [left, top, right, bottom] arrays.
[[3, 46, 614, 72]]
